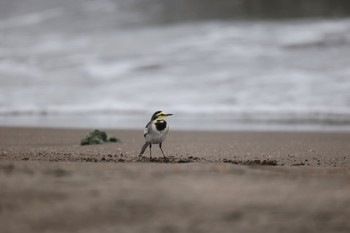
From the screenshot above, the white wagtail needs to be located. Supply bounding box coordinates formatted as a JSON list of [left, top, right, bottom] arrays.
[[139, 111, 173, 158]]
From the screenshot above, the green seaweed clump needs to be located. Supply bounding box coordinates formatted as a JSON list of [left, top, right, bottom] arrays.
[[80, 129, 120, 145]]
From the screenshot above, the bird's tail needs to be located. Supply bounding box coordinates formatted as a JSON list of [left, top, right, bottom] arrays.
[[139, 142, 150, 157]]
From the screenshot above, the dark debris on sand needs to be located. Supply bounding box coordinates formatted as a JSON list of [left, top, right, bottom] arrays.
[[1, 150, 280, 165], [137, 156, 204, 163], [222, 159, 278, 166], [291, 162, 305, 166]]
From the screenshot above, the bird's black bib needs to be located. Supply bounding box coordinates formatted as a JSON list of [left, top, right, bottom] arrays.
[[155, 120, 167, 131]]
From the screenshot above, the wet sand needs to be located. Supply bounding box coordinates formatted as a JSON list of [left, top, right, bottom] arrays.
[[1, 127, 350, 233]]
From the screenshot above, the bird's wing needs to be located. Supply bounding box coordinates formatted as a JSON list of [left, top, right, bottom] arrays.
[[144, 121, 151, 138]]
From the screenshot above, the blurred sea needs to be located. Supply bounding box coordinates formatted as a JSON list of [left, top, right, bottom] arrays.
[[1, 0, 350, 131]]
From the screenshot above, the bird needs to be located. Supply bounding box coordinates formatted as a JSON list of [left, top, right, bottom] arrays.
[[139, 111, 173, 158]]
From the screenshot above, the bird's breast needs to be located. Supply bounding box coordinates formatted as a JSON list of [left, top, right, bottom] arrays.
[[155, 120, 167, 131]]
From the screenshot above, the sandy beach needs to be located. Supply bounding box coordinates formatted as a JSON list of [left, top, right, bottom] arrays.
[[1, 127, 350, 233]]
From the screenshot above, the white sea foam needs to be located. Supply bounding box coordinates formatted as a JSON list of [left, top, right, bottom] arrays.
[[0, 8, 63, 29]]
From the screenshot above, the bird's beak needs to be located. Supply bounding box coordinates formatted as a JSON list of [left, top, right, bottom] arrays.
[[166, 113, 173, 116]]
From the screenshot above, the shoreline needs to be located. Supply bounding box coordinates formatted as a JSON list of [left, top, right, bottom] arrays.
[[2, 114, 350, 133]]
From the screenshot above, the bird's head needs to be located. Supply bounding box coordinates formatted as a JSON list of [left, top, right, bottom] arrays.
[[151, 111, 173, 121]]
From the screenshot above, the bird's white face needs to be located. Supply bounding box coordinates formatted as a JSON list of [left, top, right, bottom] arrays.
[[152, 111, 173, 121]]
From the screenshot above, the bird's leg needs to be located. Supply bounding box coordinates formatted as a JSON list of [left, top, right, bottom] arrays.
[[149, 144, 152, 159], [159, 143, 167, 158], [139, 142, 150, 157]]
